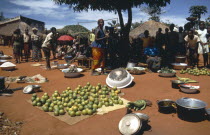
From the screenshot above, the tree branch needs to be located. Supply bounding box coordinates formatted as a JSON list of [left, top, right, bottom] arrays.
[[125, 6, 132, 33], [117, 8, 124, 30]]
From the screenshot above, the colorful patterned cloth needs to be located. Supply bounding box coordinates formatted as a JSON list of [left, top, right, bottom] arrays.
[[92, 47, 105, 69]]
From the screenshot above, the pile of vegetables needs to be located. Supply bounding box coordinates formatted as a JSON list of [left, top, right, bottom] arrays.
[[180, 68, 210, 76], [67, 65, 78, 73], [126, 100, 147, 111], [31, 83, 123, 117], [159, 67, 176, 73]]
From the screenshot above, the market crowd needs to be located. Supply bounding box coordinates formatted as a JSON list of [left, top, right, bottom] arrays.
[[2, 20, 210, 74]]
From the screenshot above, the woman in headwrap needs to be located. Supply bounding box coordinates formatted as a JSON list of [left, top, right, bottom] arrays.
[[91, 19, 108, 75]]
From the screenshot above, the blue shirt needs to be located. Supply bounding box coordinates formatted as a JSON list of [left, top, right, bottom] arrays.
[[144, 47, 159, 56], [91, 28, 106, 48]]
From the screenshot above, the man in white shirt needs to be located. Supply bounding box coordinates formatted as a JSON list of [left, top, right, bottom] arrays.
[[42, 27, 56, 70], [196, 21, 209, 67]]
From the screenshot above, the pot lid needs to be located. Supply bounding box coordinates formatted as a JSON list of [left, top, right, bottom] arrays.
[[176, 97, 207, 109], [119, 114, 142, 135]]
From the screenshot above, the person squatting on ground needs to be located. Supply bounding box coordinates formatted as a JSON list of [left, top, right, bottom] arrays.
[[23, 29, 31, 62], [31, 27, 42, 62], [196, 22, 209, 67], [143, 38, 161, 72], [12, 29, 23, 64], [42, 27, 57, 70], [91, 19, 108, 76], [184, 30, 200, 67]]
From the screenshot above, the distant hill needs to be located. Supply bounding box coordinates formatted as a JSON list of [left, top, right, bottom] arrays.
[[58, 25, 90, 38]]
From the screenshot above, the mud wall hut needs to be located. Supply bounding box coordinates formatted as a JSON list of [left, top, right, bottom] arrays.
[[0, 15, 45, 45]]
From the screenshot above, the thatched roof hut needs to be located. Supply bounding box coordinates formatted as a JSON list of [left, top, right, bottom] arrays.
[[129, 20, 169, 38]]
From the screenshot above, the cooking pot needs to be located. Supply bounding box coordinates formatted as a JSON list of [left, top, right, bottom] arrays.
[[157, 99, 176, 114], [126, 62, 137, 69], [175, 56, 186, 63], [118, 113, 150, 135], [171, 80, 185, 89], [175, 97, 208, 122]]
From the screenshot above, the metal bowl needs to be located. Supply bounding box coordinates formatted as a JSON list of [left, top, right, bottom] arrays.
[[134, 113, 149, 122], [23, 85, 33, 94], [171, 63, 188, 70], [175, 56, 186, 63], [0, 55, 12, 60], [33, 85, 41, 92], [64, 72, 81, 78], [176, 97, 207, 110], [159, 72, 176, 77], [57, 64, 68, 69], [179, 86, 198, 94], [171, 80, 185, 89], [0, 60, 7, 65], [1, 66, 16, 71], [106, 70, 134, 88], [126, 62, 137, 69]]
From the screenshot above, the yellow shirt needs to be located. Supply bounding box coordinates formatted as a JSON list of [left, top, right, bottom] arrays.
[[89, 33, 95, 42]]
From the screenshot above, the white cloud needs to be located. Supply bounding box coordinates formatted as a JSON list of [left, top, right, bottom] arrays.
[[73, 10, 120, 30], [45, 24, 65, 30], [7, 0, 73, 19], [9, 0, 59, 9], [161, 15, 187, 26]]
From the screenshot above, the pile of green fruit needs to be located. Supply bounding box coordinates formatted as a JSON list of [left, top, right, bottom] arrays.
[[180, 68, 210, 76], [159, 67, 176, 73], [31, 82, 123, 117]]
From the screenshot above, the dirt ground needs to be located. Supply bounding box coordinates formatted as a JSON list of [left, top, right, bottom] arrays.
[[0, 46, 210, 135]]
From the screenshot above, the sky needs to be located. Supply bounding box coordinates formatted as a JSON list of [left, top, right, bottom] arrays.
[[0, 0, 210, 30]]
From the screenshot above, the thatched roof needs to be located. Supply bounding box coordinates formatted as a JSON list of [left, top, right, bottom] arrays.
[[129, 20, 169, 38]]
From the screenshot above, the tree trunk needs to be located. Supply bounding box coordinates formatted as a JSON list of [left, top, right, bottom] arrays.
[[117, 6, 132, 66]]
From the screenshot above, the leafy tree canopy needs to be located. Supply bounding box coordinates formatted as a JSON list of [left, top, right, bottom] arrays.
[[141, 6, 165, 22], [58, 25, 90, 38], [189, 6, 207, 19]]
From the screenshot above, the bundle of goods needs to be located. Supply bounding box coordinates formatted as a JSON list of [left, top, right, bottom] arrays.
[[176, 75, 197, 83]]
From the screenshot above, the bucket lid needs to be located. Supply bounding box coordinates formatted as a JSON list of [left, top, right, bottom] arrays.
[[119, 114, 142, 135]]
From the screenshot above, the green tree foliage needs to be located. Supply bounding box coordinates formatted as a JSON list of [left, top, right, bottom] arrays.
[[189, 6, 207, 22], [141, 6, 165, 22], [58, 25, 90, 38], [205, 15, 210, 26], [108, 20, 120, 27], [53, 0, 170, 65]]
